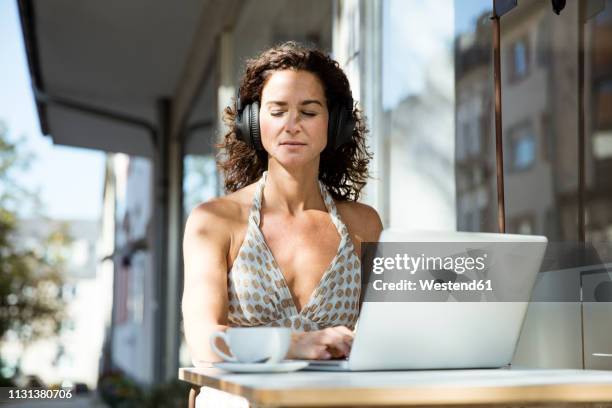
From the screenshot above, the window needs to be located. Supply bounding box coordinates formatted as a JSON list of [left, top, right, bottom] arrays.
[[508, 122, 536, 172], [367, 0, 612, 240], [508, 36, 530, 82], [379, 0, 458, 230], [514, 41, 528, 75], [183, 154, 218, 216], [512, 136, 536, 170]]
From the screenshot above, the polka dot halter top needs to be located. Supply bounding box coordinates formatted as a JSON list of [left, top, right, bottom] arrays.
[[226, 171, 361, 332]]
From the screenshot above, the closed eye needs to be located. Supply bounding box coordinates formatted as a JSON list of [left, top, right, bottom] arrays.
[[270, 111, 317, 117]]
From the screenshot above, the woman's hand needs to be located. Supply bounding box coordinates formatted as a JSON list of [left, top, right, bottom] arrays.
[[286, 326, 355, 360]]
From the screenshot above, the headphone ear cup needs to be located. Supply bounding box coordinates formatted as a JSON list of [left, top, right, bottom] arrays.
[[235, 101, 262, 151], [235, 103, 249, 144], [248, 101, 262, 151]]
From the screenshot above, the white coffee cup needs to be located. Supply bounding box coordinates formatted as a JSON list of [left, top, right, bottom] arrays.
[[210, 327, 291, 363]]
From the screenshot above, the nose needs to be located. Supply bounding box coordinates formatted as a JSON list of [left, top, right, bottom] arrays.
[[284, 111, 300, 134]]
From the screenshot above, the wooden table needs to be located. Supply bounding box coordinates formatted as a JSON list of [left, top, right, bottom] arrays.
[[179, 366, 612, 407]]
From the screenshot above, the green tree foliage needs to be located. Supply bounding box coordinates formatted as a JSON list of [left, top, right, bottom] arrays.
[[0, 121, 70, 379]]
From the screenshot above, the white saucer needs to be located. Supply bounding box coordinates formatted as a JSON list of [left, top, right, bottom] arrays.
[[213, 361, 309, 373]]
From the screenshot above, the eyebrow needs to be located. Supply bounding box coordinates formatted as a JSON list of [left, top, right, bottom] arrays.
[[265, 100, 324, 107]]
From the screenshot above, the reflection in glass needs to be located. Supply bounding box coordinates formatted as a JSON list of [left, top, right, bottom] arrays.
[[382, 0, 456, 230], [491, 0, 612, 242], [589, 1, 612, 243], [452, 1, 612, 241], [454, 0, 495, 232], [511, 38, 529, 80], [380, 1, 611, 240], [182, 154, 218, 217], [499, 3, 564, 239], [508, 123, 536, 172], [513, 135, 536, 170]]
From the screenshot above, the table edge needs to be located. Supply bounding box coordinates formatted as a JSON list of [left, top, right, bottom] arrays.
[[178, 368, 612, 406]]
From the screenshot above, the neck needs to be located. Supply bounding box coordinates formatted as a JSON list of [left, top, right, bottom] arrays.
[[263, 160, 325, 215]]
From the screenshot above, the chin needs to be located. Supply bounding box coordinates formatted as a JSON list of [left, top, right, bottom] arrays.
[[273, 153, 319, 169], [277, 158, 312, 169]]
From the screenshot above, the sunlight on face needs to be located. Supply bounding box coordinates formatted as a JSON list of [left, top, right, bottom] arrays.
[[259, 70, 329, 169]]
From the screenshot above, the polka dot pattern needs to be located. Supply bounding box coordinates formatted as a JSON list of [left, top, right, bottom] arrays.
[[226, 171, 361, 332]]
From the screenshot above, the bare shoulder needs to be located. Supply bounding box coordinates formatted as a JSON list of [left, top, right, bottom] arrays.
[[184, 184, 257, 244], [335, 200, 383, 242]]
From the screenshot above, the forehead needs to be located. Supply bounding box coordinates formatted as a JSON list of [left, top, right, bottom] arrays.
[[261, 70, 326, 101]]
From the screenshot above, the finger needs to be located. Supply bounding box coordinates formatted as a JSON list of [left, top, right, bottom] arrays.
[[326, 345, 347, 359], [312, 329, 352, 356], [319, 331, 351, 355], [317, 329, 348, 348], [327, 342, 352, 357], [328, 327, 354, 345], [307, 345, 331, 360], [306, 330, 350, 357], [326, 342, 350, 356], [332, 326, 355, 339]]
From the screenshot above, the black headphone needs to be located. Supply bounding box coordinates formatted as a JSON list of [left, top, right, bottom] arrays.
[[234, 94, 356, 152]]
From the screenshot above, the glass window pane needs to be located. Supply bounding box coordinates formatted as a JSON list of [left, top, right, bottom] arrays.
[[183, 154, 218, 217], [501, 3, 561, 238], [454, 0, 496, 232], [507, 122, 536, 171], [589, 0, 612, 242], [381, 0, 459, 230], [379, 0, 497, 232], [514, 136, 535, 169], [497, 0, 612, 243], [514, 40, 528, 77]]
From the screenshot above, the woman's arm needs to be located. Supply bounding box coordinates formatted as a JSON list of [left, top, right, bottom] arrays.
[[181, 200, 234, 366]]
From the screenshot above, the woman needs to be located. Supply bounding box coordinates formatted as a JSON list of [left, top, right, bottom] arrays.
[[182, 41, 382, 373]]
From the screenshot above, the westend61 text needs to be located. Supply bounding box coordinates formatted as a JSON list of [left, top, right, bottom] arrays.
[[372, 279, 493, 292]]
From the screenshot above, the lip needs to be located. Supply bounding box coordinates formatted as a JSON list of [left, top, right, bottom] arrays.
[[279, 141, 307, 146]]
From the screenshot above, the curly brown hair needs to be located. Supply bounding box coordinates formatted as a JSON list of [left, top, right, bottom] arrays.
[[216, 41, 372, 201]]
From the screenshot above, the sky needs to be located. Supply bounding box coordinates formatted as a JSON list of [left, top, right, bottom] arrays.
[[0, 0, 105, 221], [455, 0, 493, 34]]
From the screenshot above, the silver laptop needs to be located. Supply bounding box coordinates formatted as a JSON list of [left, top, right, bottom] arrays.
[[303, 229, 548, 371]]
